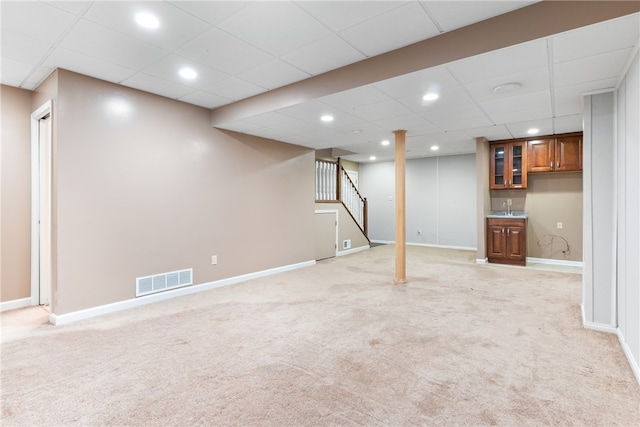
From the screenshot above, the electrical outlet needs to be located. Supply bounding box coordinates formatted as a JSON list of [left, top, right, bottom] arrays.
[[557, 222, 563, 229], [211, 255, 218, 265], [417, 228, 422, 235]]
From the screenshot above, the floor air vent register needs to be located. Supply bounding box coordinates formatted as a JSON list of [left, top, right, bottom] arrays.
[[136, 268, 193, 297]]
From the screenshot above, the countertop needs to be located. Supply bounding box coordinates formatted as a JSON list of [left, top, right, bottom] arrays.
[[486, 211, 528, 219]]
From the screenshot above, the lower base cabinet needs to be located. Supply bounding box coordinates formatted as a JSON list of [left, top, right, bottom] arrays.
[[486, 218, 527, 266]]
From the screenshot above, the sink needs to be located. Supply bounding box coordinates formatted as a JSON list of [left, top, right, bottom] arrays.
[[486, 210, 528, 218]]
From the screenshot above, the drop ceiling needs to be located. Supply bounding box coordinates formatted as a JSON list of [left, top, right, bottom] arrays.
[[2, 1, 638, 163]]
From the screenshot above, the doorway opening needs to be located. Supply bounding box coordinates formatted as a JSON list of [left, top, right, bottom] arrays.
[[30, 101, 52, 310]]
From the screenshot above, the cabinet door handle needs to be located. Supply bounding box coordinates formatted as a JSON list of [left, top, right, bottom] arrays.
[[556, 161, 559, 169], [507, 228, 510, 236], [550, 161, 553, 169], [502, 227, 505, 235]]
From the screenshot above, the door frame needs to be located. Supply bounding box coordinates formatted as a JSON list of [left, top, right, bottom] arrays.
[[314, 209, 338, 259], [30, 100, 52, 307]]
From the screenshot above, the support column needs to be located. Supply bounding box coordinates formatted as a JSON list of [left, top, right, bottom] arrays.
[[394, 130, 407, 284]]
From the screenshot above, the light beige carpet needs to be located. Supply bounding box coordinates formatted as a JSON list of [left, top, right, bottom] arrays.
[[2, 245, 639, 426]]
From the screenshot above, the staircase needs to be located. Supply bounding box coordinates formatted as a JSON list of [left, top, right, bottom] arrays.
[[315, 158, 368, 239]]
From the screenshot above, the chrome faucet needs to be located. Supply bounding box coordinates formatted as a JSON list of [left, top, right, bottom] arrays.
[[503, 200, 511, 216]]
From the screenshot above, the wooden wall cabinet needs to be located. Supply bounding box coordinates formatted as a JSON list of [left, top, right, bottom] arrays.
[[528, 133, 582, 173], [486, 218, 527, 266], [489, 140, 527, 189]]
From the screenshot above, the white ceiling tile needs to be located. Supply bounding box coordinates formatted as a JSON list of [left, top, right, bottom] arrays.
[[60, 20, 169, 69], [490, 107, 551, 126], [423, 1, 538, 32], [83, 2, 210, 51], [142, 54, 229, 90], [553, 13, 639, 64], [168, 1, 248, 26], [216, 121, 262, 133], [1, 30, 53, 64], [339, 2, 440, 57], [45, 1, 93, 15], [447, 39, 548, 83], [281, 35, 366, 76], [374, 66, 459, 98], [463, 67, 550, 103], [43, 47, 138, 84], [278, 100, 343, 123], [0, 58, 37, 84], [554, 78, 618, 116], [505, 119, 553, 138], [554, 49, 632, 87], [267, 119, 326, 136], [399, 85, 473, 114], [351, 100, 414, 122], [177, 91, 232, 109], [319, 86, 391, 111], [237, 59, 310, 90], [203, 77, 266, 102], [177, 28, 273, 76], [464, 125, 513, 141], [120, 73, 195, 100], [553, 114, 584, 134], [480, 90, 551, 118], [375, 114, 441, 135], [1, 1, 77, 42], [426, 104, 493, 131], [218, 2, 332, 57], [245, 127, 298, 142], [295, 1, 402, 32]]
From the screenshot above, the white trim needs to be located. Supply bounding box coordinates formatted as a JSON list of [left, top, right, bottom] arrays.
[[526, 257, 583, 268], [30, 100, 52, 307], [615, 35, 640, 89], [407, 242, 477, 251], [581, 304, 617, 333], [49, 260, 315, 326], [336, 245, 369, 257], [617, 329, 640, 386], [475, 258, 488, 265], [0, 298, 32, 312]]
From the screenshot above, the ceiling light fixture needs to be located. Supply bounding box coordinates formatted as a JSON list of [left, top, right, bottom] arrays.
[[527, 128, 540, 135], [369, 155, 376, 161], [431, 145, 439, 151], [423, 93, 439, 101], [381, 140, 390, 146], [135, 12, 160, 29], [179, 67, 198, 80], [493, 82, 521, 94], [320, 115, 334, 123]]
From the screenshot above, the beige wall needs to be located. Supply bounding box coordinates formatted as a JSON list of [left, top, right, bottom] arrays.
[[490, 172, 583, 261], [12, 70, 315, 314], [1, 85, 33, 301]]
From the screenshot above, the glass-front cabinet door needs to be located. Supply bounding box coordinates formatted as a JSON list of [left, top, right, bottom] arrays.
[[490, 144, 507, 189], [489, 140, 527, 190]]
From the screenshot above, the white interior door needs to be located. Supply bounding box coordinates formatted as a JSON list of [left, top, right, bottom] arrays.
[[315, 212, 337, 261], [38, 115, 52, 307]]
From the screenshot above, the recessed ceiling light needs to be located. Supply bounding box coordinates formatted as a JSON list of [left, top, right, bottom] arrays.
[[493, 82, 521, 94], [135, 12, 160, 29], [351, 129, 362, 134], [369, 155, 376, 161], [381, 140, 390, 146], [423, 93, 439, 101], [320, 115, 334, 122], [179, 67, 197, 80], [431, 145, 439, 151], [527, 128, 539, 135]]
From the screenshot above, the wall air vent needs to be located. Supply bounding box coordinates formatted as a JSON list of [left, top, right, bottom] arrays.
[[136, 268, 193, 297]]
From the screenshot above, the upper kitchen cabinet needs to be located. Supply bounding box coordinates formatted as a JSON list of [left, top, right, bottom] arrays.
[[490, 140, 527, 190], [528, 132, 583, 173]]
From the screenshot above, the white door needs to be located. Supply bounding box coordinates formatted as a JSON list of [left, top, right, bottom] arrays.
[[315, 212, 337, 260], [38, 114, 52, 307]]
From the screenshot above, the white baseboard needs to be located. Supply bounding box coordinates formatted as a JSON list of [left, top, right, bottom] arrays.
[[369, 240, 477, 252], [0, 297, 32, 312], [50, 260, 316, 326], [336, 245, 369, 257], [476, 258, 488, 264], [617, 330, 640, 386], [526, 257, 583, 267]]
